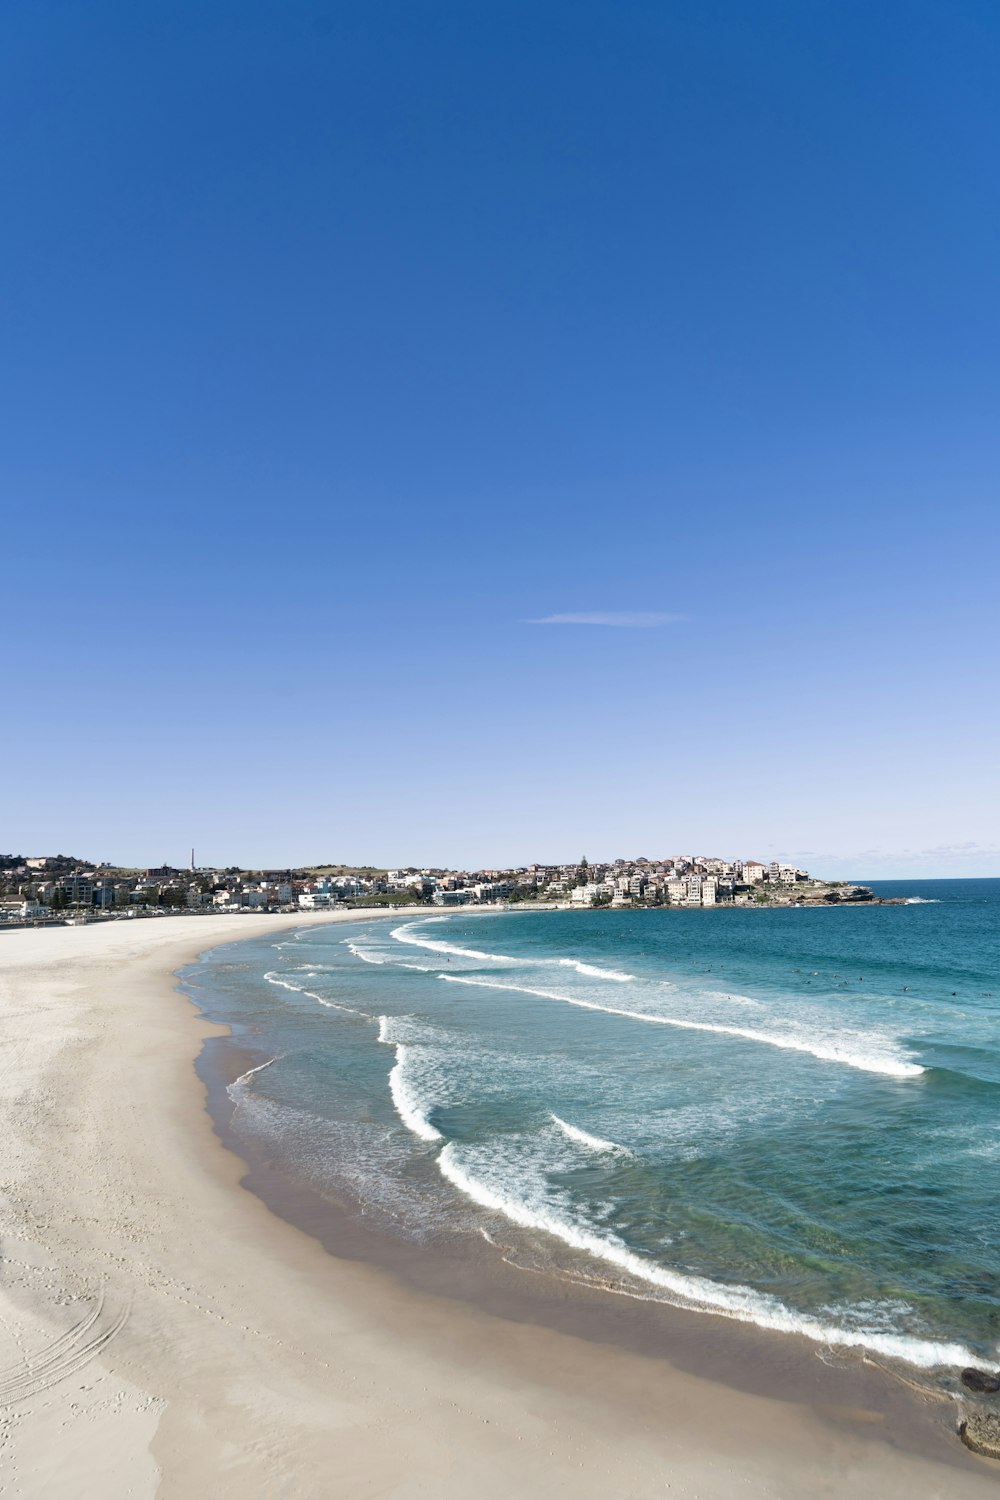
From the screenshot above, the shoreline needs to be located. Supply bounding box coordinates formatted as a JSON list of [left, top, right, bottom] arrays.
[[0, 915, 996, 1496], [188, 916, 987, 1427], [0, 889, 907, 941]]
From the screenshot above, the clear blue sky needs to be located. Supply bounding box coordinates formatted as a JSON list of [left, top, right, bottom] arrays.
[[3, 0, 998, 875]]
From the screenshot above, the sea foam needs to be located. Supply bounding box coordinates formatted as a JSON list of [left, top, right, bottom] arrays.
[[345, 941, 388, 965], [556, 958, 635, 982], [550, 1113, 631, 1156], [264, 970, 366, 1017], [230, 1055, 278, 1091], [437, 1144, 984, 1370], [391, 922, 633, 981], [437, 974, 924, 1078], [264, 970, 304, 992], [377, 1016, 443, 1143]]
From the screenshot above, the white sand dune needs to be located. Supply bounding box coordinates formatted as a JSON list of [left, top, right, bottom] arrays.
[[0, 914, 992, 1497]]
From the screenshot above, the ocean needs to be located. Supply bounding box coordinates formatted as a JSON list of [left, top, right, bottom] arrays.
[[180, 879, 999, 1379]]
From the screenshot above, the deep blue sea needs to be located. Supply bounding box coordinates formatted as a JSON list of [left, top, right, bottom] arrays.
[[182, 879, 1000, 1375]]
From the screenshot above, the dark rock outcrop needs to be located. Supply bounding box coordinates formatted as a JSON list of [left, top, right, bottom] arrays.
[[960, 1409, 1000, 1459], [962, 1368, 1000, 1394], [822, 885, 876, 903]]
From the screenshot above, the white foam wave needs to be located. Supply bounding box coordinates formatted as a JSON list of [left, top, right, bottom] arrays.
[[557, 958, 635, 982], [392, 922, 633, 982], [390, 924, 519, 965], [437, 1144, 983, 1371], [437, 975, 923, 1079], [550, 1114, 630, 1156], [903, 898, 940, 905], [264, 971, 304, 993], [230, 1055, 278, 1090], [264, 968, 366, 1017], [313, 994, 367, 1017], [346, 942, 388, 965], [377, 1016, 443, 1143]]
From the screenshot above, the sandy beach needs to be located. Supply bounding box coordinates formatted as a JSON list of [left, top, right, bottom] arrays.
[[0, 913, 996, 1498]]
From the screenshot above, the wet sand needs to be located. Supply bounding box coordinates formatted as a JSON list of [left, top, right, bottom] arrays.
[[0, 912, 996, 1497]]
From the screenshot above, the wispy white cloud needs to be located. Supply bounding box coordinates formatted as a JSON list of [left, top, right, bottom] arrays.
[[526, 611, 685, 628]]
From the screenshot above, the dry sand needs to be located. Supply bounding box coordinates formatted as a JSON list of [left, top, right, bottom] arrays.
[[0, 912, 996, 1498]]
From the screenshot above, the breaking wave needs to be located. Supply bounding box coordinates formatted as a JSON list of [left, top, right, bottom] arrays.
[[265, 969, 365, 1017], [550, 1113, 631, 1156], [437, 974, 923, 1078], [437, 1144, 983, 1370], [377, 1016, 443, 1143], [345, 941, 388, 965], [391, 923, 633, 981], [230, 1055, 278, 1092]]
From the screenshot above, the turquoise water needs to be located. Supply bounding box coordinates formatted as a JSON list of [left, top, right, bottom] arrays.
[[183, 880, 1000, 1373]]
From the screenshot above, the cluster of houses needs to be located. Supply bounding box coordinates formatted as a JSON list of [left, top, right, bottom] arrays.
[[0, 853, 813, 924], [558, 858, 811, 907], [527, 857, 809, 907]]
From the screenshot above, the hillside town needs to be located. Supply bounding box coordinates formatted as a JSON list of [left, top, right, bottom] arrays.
[[0, 851, 878, 926]]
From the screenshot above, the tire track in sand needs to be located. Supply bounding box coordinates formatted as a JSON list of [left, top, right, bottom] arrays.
[[0, 1291, 129, 1406]]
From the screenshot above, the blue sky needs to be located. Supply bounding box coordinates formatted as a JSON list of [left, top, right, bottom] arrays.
[[3, 0, 999, 875]]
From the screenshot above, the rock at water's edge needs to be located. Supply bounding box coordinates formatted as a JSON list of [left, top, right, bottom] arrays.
[[960, 1410, 1000, 1459], [961, 1368, 1000, 1394]]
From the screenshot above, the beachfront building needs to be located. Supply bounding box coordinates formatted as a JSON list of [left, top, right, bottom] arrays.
[[571, 881, 610, 905], [298, 890, 339, 909], [59, 874, 94, 906], [433, 889, 475, 906], [472, 880, 514, 902]]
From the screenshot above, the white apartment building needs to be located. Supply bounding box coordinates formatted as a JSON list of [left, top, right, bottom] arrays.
[[571, 881, 615, 904], [743, 862, 766, 883], [298, 891, 338, 909], [701, 878, 718, 906]]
